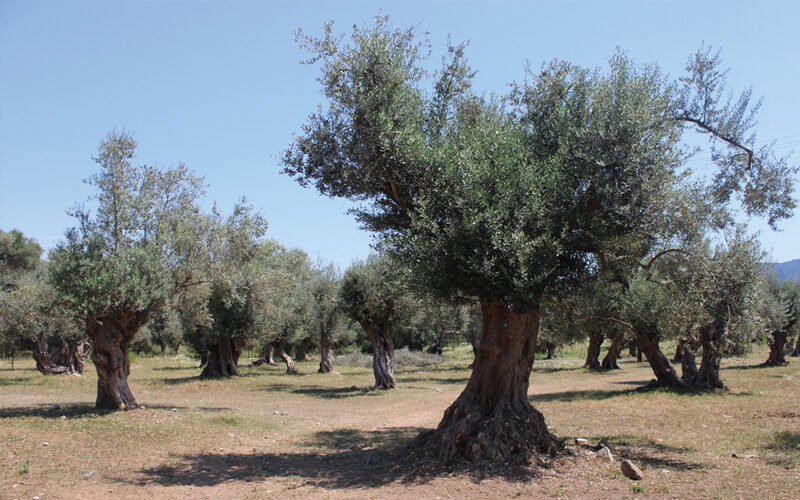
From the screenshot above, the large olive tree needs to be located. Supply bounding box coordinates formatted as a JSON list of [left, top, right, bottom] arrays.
[[283, 19, 796, 464], [49, 131, 205, 410]]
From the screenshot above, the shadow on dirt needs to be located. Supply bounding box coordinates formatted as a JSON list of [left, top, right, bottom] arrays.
[[531, 387, 640, 402], [585, 435, 703, 471], [262, 384, 383, 399], [131, 427, 547, 488], [0, 403, 232, 419]]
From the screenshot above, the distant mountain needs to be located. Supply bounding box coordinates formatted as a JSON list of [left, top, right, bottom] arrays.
[[773, 259, 800, 282]]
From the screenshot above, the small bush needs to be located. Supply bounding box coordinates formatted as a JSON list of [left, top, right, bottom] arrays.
[[18, 460, 30, 475]]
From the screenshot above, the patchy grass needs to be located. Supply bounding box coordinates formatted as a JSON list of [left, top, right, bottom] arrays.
[[1, 344, 799, 498]]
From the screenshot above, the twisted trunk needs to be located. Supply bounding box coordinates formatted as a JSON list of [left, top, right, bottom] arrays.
[[692, 327, 725, 390], [628, 339, 638, 358], [764, 330, 788, 366], [601, 330, 624, 370], [544, 342, 557, 360], [318, 336, 335, 373], [32, 333, 90, 375], [87, 313, 147, 410], [584, 329, 603, 370], [363, 322, 395, 389], [274, 344, 297, 375], [637, 333, 684, 389], [792, 335, 800, 357], [679, 344, 698, 384], [416, 299, 561, 464], [201, 337, 242, 377]]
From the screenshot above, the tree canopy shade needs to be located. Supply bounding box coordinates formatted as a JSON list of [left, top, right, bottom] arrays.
[[283, 17, 797, 465], [49, 131, 206, 410]]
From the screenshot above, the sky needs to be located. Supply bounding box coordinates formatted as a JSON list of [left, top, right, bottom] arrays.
[[1, 0, 798, 268]]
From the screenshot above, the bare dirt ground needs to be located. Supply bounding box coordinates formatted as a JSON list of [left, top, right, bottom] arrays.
[[1, 345, 799, 499]]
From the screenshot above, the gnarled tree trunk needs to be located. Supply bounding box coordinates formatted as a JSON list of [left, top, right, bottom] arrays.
[[87, 314, 147, 410], [637, 333, 684, 389], [416, 299, 561, 464], [792, 335, 800, 357], [201, 337, 242, 377], [628, 338, 638, 358], [32, 333, 90, 375], [318, 336, 335, 373], [274, 344, 297, 375], [679, 344, 697, 384], [544, 342, 557, 360], [601, 330, 624, 370], [692, 327, 725, 390], [363, 323, 395, 389], [764, 330, 788, 366], [584, 329, 603, 370]]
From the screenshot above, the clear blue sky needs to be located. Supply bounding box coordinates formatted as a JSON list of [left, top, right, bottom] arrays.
[[1, 0, 798, 267]]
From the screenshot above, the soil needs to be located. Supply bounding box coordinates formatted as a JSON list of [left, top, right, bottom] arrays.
[[1, 345, 799, 499]]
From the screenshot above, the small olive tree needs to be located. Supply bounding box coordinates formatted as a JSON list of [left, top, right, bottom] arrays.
[[49, 131, 205, 410]]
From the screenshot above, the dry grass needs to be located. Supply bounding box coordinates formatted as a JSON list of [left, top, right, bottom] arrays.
[[1, 345, 799, 499]]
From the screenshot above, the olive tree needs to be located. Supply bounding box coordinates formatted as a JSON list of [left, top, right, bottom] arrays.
[[283, 19, 796, 464], [49, 131, 205, 410], [339, 255, 404, 389]]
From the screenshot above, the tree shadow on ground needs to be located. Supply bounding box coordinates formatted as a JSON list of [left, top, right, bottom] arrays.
[[261, 384, 384, 399], [130, 427, 545, 489], [533, 365, 583, 374], [587, 435, 704, 472], [0, 376, 38, 386], [762, 431, 800, 467], [0, 403, 232, 419], [154, 371, 263, 385], [531, 387, 640, 402], [722, 362, 779, 371], [396, 375, 470, 385]]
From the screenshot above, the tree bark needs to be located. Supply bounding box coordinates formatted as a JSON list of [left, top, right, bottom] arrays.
[[764, 330, 788, 366], [584, 329, 603, 370], [692, 327, 725, 390], [672, 339, 685, 363], [628, 339, 638, 358], [601, 330, 625, 370], [32, 333, 89, 376], [274, 344, 297, 375], [200, 337, 242, 377], [416, 299, 561, 464], [637, 333, 684, 389], [318, 336, 335, 373], [363, 323, 396, 389], [679, 344, 697, 384], [544, 342, 557, 360], [87, 314, 147, 410], [467, 329, 481, 369], [792, 335, 800, 357]]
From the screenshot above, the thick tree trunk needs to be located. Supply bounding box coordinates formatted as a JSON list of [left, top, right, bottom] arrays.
[[628, 339, 638, 358], [764, 331, 788, 366], [692, 327, 725, 390], [792, 335, 800, 357], [584, 329, 604, 370], [544, 342, 557, 360], [672, 340, 685, 363], [467, 330, 481, 369], [601, 330, 625, 370], [363, 323, 396, 389], [295, 345, 308, 361], [200, 337, 242, 377], [637, 333, 684, 389], [274, 344, 297, 375], [87, 314, 146, 410], [416, 299, 561, 464], [318, 337, 335, 373], [32, 333, 89, 375], [680, 345, 697, 384]]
